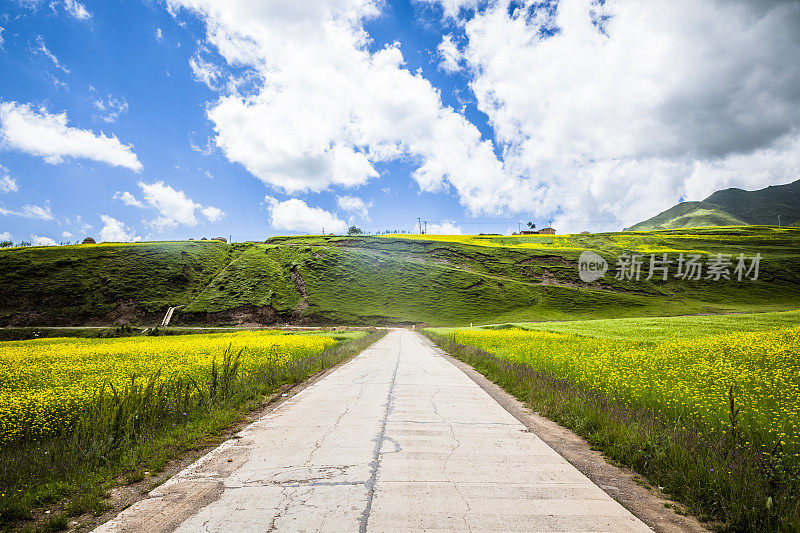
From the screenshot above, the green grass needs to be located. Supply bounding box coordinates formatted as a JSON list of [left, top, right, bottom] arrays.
[[627, 201, 749, 231], [425, 311, 800, 531], [2, 227, 800, 327], [0, 330, 384, 532], [507, 309, 800, 343]]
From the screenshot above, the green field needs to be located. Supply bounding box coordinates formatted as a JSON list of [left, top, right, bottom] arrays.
[[426, 311, 800, 530], [1, 226, 799, 327]]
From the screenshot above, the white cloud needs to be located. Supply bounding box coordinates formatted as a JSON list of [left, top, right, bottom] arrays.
[[32, 35, 70, 73], [336, 195, 372, 219], [437, 34, 463, 73], [436, 0, 800, 231], [132, 181, 223, 231], [32, 235, 57, 246], [167, 0, 508, 203], [21, 204, 54, 220], [0, 231, 11, 241], [113, 190, 144, 208], [189, 55, 222, 90], [17, 0, 91, 19], [0, 27, 5, 48], [0, 101, 143, 171], [0, 165, 18, 193], [61, 230, 73, 238], [264, 196, 347, 234], [57, 0, 91, 20], [139, 181, 200, 227], [426, 220, 463, 235], [416, 0, 484, 19], [201, 205, 224, 222], [93, 95, 129, 123], [0, 203, 55, 220], [155, 28, 163, 41], [99, 215, 140, 242]]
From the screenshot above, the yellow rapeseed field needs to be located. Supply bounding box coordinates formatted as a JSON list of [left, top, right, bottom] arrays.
[[0, 331, 336, 445], [447, 326, 800, 457]]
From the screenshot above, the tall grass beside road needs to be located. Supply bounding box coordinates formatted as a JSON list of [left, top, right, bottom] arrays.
[[0, 329, 385, 532], [425, 312, 800, 531]]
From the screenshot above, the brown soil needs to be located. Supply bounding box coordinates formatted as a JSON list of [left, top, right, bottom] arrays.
[[87, 299, 157, 326], [172, 305, 280, 327], [290, 266, 309, 318]]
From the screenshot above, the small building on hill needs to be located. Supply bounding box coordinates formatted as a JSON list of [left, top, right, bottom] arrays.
[[82, 237, 97, 244], [514, 228, 557, 235]]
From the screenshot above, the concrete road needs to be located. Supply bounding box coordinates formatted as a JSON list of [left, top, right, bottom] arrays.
[[96, 330, 650, 532]]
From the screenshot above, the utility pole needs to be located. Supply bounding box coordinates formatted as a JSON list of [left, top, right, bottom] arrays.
[[322, 227, 325, 236], [778, 215, 782, 229], [517, 222, 521, 233], [424, 221, 427, 234], [418, 217, 422, 234]]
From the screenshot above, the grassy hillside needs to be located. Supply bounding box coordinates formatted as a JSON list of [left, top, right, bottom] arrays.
[[627, 201, 748, 230], [631, 178, 800, 230], [1, 227, 799, 326]]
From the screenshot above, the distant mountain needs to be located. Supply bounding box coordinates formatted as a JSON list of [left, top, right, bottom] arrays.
[[629, 179, 800, 231]]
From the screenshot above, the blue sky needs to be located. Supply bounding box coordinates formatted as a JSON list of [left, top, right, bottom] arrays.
[[1, 0, 799, 244]]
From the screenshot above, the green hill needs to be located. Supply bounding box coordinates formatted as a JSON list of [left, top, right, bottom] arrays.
[[630, 178, 800, 230], [1, 227, 799, 327], [627, 201, 748, 230]]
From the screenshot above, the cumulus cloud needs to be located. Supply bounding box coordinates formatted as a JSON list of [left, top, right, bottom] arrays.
[[264, 196, 347, 234], [167, 0, 508, 206], [0, 231, 11, 241], [336, 195, 372, 220], [138, 180, 201, 229], [113, 190, 144, 208], [0, 27, 5, 48], [435, 0, 800, 230], [0, 165, 18, 193], [115, 181, 224, 231], [0, 101, 143, 171], [201, 205, 224, 222], [32, 235, 57, 246], [99, 215, 141, 242], [416, 0, 484, 19], [62, 230, 73, 238], [155, 28, 163, 41], [426, 220, 463, 234], [189, 54, 222, 90], [437, 34, 463, 73]]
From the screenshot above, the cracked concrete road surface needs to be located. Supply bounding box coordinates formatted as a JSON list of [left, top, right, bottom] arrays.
[[95, 330, 651, 532]]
